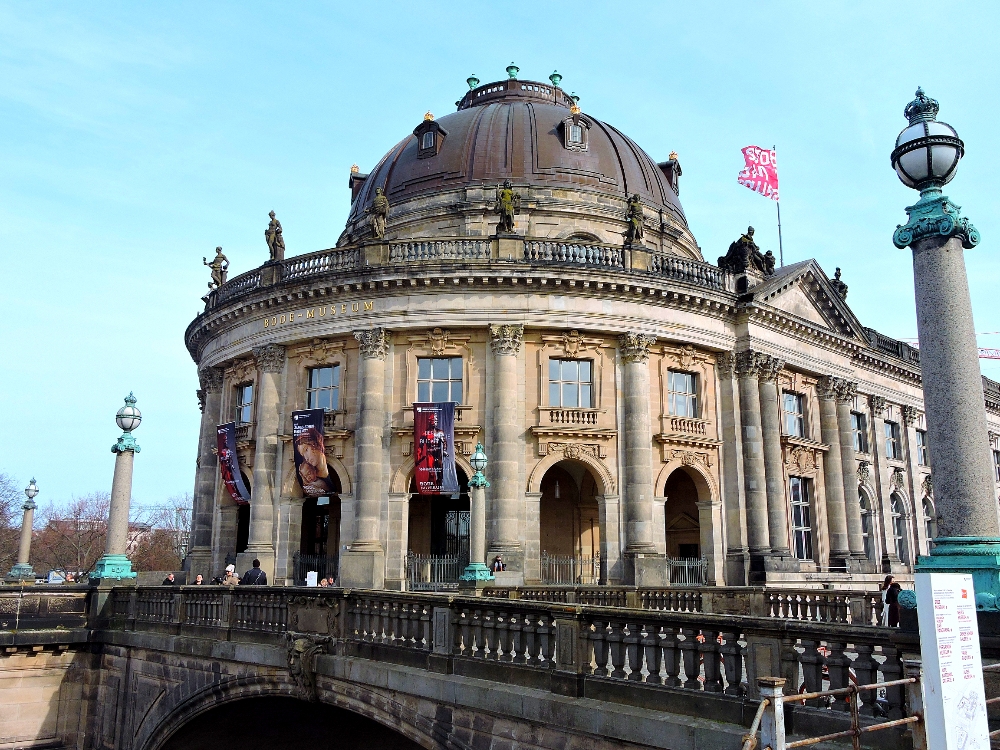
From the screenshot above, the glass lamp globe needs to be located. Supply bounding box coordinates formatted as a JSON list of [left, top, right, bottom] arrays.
[[24, 478, 38, 500], [116, 392, 142, 433], [470, 443, 488, 474], [891, 88, 964, 190]]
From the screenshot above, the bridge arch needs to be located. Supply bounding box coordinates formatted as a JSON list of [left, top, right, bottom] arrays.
[[140, 674, 445, 750]]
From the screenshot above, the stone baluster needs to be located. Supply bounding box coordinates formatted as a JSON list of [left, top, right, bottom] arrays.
[[341, 328, 388, 589], [624, 622, 642, 681], [488, 324, 525, 575], [241, 344, 285, 581], [825, 640, 851, 711], [642, 625, 663, 684], [757, 354, 792, 558], [818, 376, 850, 566], [679, 627, 700, 689], [591, 619, 609, 676], [700, 629, 723, 693], [833, 379, 867, 564], [608, 620, 626, 678], [734, 351, 770, 566], [798, 639, 825, 706], [852, 643, 877, 715], [189, 367, 223, 576], [619, 332, 663, 585], [719, 630, 743, 695], [662, 628, 681, 687]]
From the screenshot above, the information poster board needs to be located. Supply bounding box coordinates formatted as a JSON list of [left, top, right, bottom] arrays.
[[413, 402, 459, 496], [916, 572, 989, 750]]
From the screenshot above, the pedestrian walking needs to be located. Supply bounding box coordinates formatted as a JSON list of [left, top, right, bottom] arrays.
[[240, 559, 268, 586]]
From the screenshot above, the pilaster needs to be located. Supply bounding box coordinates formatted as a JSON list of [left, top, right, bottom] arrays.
[[717, 351, 748, 585]]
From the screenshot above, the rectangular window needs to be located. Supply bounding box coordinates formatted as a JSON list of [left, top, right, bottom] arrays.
[[994, 450, 1000, 483], [789, 477, 813, 560], [569, 124, 583, 144], [915, 429, 929, 466], [884, 421, 902, 460], [307, 365, 341, 411], [421, 131, 434, 149], [235, 383, 253, 424], [548, 359, 593, 408], [851, 412, 869, 453], [416, 357, 463, 403], [667, 371, 698, 418], [783, 392, 805, 437]]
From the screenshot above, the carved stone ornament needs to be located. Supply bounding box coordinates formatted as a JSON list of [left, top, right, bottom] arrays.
[[225, 357, 257, 385], [285, 633, 332, 702], [869, 395, 887, 416], [922, 474, 933, 498], [829, 268, 849, 301], [834, 379, 858, 404], [857, 460, 871, 484], [717, 226, 775, 277], [489, 323, 524, 356], [427, 327, 451, 355], [733, 350, 765, 377], [817, 375, 838, 401], [785, 445, 820, 475], [901, 405, 920, 425], [198, 367, 224, 394], [619, 332, 656, 363], [715, 351, 736, 377], [203, 246, 229, 290], [252, 344, 286, 373], [365, 187, 389, 240], [493, 180, 521, 235], [354, 327, 389, 360], [757, 355, 785, 383], [295, 338, 346, 366], [623, 193, 645, 246], [265, 211, 286, 262], [665, 344, 706, 372], [890, 468, 906, 492]]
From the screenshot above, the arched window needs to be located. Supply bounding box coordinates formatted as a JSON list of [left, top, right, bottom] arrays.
[[859, 490, 874, 561], [922, 497, 937, 554], [890, 493, 908, 564]]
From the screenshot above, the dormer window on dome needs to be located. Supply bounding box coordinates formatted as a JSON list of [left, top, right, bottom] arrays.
[[561, 108, 591, 152], [413, 116, 447, 159]]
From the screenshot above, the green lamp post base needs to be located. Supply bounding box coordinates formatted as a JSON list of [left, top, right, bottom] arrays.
[[91, 554, 137, 582], [459, 562, 495, 582], [916, 536, 1000, 611], [6, 563, 35, 582]]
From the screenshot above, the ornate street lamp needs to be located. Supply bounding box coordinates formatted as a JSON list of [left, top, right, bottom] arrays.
[[92, 393, 141, 584], [7, 479, 39, 582], [891, 90, 1000, 609], [460, 443, 494, 584]]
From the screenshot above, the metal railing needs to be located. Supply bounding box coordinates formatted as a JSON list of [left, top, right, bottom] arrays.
[[406, 554, 463, 591], [667, 557, 707, 585], [293, 552, 338, 584], [539, 553, 601, 585]]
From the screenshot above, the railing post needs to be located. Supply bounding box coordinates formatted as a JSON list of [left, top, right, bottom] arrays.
[[904, 659, 927, 750], [172, 592, 185, 626], [551, 611, 587, 697], [758, 677, 786, 750]]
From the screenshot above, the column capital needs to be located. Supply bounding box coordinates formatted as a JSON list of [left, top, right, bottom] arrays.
[[354, 327, 389, 360], [198, 366, 225, 393], [869, 395, 887, 416], [757, 355, 785, 383], [834, 378, 858, 403], [618, 332, 656, 363], [893, 190, 979, 250], [817, 375, 839, 401], [715, 350, 736, 376], [901, 404, 921, 424], [252, 344, 286, 373], [489, 323, 524, 356], [732, 349, 783, 380]]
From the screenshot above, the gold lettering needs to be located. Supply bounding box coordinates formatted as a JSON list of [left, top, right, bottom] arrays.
[[280, 314, 286, 324], [264, 318, 269, 328], [352, 302, 359, 312], [364, 300, 373, 311], [307, 309, 315, 319], [271, 317, 278, 326], [318, 307, 326, 317], [341, 304, 347, 313]]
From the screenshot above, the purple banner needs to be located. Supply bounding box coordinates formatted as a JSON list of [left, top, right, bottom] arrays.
[[413, 402, 459, 496], [217, 422, 251, 505]]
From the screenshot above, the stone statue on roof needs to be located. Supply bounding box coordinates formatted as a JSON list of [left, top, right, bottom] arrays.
[[203, 247, 229, 290], [493, 180, 520, 234], [265, 211, 285, 262], [365, 187, 389, 240], [830, 267, 849, 300], [624, 194, 645, 246], [718, 226, 774, 277]]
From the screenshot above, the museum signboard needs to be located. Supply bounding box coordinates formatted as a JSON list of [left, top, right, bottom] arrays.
[[413, 402, 459, 496], [292, 409, 338, 497]]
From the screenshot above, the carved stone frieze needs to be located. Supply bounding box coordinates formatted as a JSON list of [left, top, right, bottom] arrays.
[[663, 343, 709, 371], [489, 324, 523, 356], [225, 357, 257, 386], [618, 332, 656, 363], [354, 327, 389, 360], [294, 338, 347, 366], [869, 395, 887, 416], [252, 344, 286, 373], [901, 405, 921, 425], [665, 448, 713, 470], [541, 329, 602, 358], [921, 474, 933, 498], [784, 445, 821, 476], [545, 442, 603, 460]]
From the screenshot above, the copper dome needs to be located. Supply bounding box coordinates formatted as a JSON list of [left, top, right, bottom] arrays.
[[344, 77, 693, 253]]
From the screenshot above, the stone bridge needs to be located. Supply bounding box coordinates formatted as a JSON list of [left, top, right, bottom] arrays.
[[0, 586, 928, 750]]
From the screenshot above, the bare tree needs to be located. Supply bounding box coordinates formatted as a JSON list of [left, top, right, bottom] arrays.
[[33, 492, 111, 577], [130, 494, 193, 573], [0, 473, 20, 572]]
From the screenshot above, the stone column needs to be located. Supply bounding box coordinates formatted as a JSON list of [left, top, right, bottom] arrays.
[[619, 332, 664, 586], [188, 366, 223, 577], [7, 498, 37, 581], [869, 395, 904, 570], [834, 380, 867, 563], [469, 484, 487, 570], [341, 327, 388, 589], [93, 397, 141, 584], [734, 351, 770, 564], [717, 352, 749, 585], [817, 376, 849, 565], [757, 355, 792, 558], [239, 344, 285, 581], [487, 324, 524, 575]]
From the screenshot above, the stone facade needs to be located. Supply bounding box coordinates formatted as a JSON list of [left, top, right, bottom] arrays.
[[185, 77, 1000, 590]]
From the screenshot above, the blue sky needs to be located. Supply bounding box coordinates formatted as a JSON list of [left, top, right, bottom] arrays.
[[2, 2, 999, 506]]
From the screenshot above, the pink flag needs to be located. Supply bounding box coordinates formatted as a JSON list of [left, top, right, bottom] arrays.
[[737, 145, 779, 201]]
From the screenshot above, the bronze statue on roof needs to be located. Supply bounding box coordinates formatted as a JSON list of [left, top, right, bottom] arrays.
[[203, 247, 229, 290], [624, 194, 645, 246], [718, 226, 775, 277], [365, 187, 389, 240], [265, 211, 285, 261], [493, 180, 521, 234]]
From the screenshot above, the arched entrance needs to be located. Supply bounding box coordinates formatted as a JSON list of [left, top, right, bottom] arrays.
[[160, 696, 423, 750], [538, 462, 600, 583], [663, 468, 704, 584], [406, 469, 470, 588], [298, 470, 342, 583]]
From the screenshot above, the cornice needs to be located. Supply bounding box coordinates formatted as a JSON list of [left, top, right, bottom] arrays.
[[528, 426, 618, 441]]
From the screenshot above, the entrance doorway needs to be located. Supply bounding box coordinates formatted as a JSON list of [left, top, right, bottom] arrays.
[[663, 468, 705, 585], [297, 473, 342, 583], [407, 470, 470, 589], [538, 463, 600, 583]]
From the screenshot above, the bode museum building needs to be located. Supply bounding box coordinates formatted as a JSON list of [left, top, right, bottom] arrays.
[[184, 71, 1000, 591]]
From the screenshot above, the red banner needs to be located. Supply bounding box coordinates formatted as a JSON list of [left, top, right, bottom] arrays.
[[737, 145, 779, 201], [217, 422, 251, 505], [413, 403, 460, 496]]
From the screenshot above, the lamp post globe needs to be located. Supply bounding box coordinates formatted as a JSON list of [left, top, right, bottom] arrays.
[[24, 478, 38, 506], [116, 392, 142, 433], [890, 87, 964, 191], [470, 442, 487, 474]]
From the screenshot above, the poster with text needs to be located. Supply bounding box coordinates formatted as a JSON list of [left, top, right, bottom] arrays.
[[217, 422, 251, 505], [292, 409, 337, 497], [413, 402, 459, 496], [916, 572, 989, 750]]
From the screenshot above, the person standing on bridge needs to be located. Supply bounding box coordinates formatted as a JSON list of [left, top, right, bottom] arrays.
[[220, 564, 240, 586], [161, 573, 175, 585], [240, 559, 267, 586]]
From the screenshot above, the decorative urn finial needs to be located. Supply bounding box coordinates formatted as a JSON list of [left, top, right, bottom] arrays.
[[549, 70, 562, 87], [467, 74, 480, 90], [423, 111, 434, 121], [506, 62, 519, 80]]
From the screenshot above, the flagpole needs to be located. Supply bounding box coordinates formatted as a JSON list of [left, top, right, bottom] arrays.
[[774, 144, 784, 267]]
